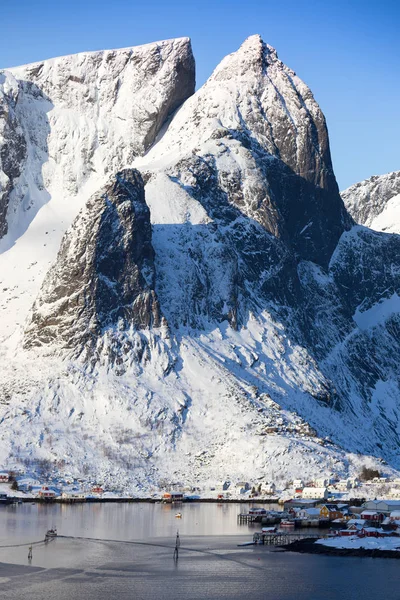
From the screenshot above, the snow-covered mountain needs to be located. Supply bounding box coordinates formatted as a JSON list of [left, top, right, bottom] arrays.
[[0, 36, 399, 492], [342, 171, 400, 233]]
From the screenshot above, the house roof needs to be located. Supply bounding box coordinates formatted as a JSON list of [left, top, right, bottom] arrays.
[[321, 504, 340, 511], [301, 508, 320, 516]]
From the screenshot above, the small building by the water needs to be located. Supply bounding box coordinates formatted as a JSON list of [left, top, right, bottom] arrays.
[[163, 492, 184, 503], [38, 486, 56, 499], [296, 507, 321, 520]]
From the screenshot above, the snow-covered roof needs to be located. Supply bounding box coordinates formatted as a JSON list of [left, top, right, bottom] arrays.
[[299, 508, 320, 515]]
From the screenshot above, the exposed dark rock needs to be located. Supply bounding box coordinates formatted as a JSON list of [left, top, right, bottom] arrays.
[[0, 73, 27, 237], [24, 169, 162, 355]]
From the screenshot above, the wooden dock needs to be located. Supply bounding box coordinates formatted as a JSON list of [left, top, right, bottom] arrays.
[[238, 513, 264, 524], [253, 532, 329, 545], [237, 513, 281, 525]]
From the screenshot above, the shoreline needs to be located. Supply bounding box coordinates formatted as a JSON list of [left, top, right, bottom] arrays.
[[284, 537, 400, 559], [5, 496, 281, 504]]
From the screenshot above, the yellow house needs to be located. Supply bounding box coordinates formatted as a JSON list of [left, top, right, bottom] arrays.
[[319, 504, 344, 520]]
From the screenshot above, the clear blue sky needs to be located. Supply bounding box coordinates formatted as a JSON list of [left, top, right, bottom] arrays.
[[1, 0, 398, 189]]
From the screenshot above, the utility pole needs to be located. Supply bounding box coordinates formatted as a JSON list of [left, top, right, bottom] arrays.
[[173, 530, 180, 560]]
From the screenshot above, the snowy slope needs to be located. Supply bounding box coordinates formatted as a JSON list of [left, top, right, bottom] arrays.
[[0, 38, 194, 342], [0, 36, 399, 492], [342, 171, 400, 233]]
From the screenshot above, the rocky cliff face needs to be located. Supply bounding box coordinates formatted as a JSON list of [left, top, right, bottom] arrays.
[[24, 169, 162, 359], [0, 72, 27, 237], [0, 36, 399, 491], [342, 171, 400, 233], [142, 35, 351, 268], [0, 37, 195, 242]]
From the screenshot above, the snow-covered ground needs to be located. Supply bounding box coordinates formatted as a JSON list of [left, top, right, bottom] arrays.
[[317, 536, 400, 552]]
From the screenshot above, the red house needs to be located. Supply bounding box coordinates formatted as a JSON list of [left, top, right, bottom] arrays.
[[360, 511, 384, 523], [360, 527, 384, 538]]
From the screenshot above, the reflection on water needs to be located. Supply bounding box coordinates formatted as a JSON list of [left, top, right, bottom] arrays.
[[0, 503, 398, 600], [0, 501, 276, 544]]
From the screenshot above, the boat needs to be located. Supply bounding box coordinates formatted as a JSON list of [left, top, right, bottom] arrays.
[[45, 528, 57, 538], [175, 513, 182, 518], [280, 519, 295, 529]]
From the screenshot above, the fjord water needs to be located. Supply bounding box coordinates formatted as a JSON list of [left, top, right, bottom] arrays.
[[0, 503, 398, 600]]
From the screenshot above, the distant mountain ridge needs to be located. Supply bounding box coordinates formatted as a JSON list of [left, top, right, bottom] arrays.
[[341, 170, 400, 233]]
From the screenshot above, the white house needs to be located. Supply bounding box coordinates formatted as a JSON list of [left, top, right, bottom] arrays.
[[293, 479, 304, 489], [347, 477, 359, 488], [296, 507, 320, 520], [314, 478, 328, 488], [262, 482, 276, 495], [335, 480, 351, 491], [302, 487, 329, 499]]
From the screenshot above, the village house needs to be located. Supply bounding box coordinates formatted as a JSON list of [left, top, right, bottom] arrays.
[[360, 510, 384, 523], [363, 500, 400, 515], [0, 472, 9, 483], [314, 478, 328, 488], [262, 482, 276, 495], [61, 491, 86, 500], [235, 482, 250, 494], [249, 507, 267, 516], [339, 523, 363, 536], [293, 479, 304, 489], [91, 486, 104, 494], [302, 487, 329, 500], [296, 507, 321, 520], [162, 491, 184, 503], [319, 504, 344, 520], [284, 498, 322, 510], [347, 477, 359, 488], [389, 510, 400, 522], [335, 480, 351, 491], [346, 518, 365, 528], [361, 527, 387, 538], [38, 486, 56, 500]]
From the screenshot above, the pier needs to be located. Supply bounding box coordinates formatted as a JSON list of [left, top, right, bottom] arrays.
[[238, 513, 265, 524], [237, 513, 282, 525], [253, 532, 329, 545]]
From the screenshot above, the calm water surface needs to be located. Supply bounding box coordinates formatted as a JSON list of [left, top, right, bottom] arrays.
[[0, 502, 397, 600]]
